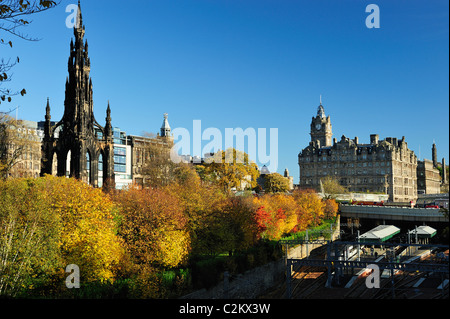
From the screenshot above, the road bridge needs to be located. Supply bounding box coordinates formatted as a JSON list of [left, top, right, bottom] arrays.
[[339, 204, 448, 223]]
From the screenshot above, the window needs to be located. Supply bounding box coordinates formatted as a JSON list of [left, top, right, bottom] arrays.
[[114, 164, 126, 173], [114, 155, 126, 164]]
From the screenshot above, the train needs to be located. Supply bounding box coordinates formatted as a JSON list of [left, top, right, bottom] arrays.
[[329, 244, 358, 261], [339, 200, 441, 209]]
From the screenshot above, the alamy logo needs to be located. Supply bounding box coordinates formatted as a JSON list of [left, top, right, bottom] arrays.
[[65, 4, 81, 29], [365, 264, 380, 289], [65, 264, 80, 289], [170, 120, 278, 173], [365, 4, 380, 29]]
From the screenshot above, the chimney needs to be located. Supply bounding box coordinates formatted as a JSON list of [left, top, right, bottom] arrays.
[[443, 158, 447, 184], [432, 143, 438, 167], [370, 134, 379, 145]]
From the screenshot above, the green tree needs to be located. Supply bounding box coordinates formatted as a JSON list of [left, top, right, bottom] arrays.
[[263, 173, 290, 193], [320, 175, 348, 198], [0, 177, 61, 297]]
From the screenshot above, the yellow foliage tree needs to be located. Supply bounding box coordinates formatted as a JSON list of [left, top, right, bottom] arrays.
[[202, 148, 260, 192], [292, 189, 325, 228], [43, 176, 124, 283], [0, 176, 124, 297]]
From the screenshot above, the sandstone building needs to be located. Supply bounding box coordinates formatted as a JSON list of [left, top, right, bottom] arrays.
[[417, 159, 441, 195], [298, 102, 418, 202]]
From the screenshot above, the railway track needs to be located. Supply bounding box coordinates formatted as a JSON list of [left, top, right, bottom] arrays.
[[291, 265, 328, 298], [259, 245, 448, 299]]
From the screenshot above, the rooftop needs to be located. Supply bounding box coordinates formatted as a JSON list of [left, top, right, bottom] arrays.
[[359, 225, 400, 242]]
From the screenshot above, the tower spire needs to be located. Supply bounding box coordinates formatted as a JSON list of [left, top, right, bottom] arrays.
[[74, 0, 85, 39], [105, 101, 112, 139], [77, 0, 83, 29], [43, 98, 52, 139], [45, 97, 51, 121], [160, 113, 171, 137], [42, 0, 115, 191]]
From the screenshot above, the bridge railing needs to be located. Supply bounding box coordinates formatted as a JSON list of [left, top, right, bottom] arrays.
[[339, 204, 448, 221]]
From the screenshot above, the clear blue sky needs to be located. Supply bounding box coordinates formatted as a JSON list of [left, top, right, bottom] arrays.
[[3, 0, 449, 182]]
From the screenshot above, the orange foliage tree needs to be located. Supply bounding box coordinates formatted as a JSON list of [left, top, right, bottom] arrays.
[[253, 189, 333, 240], [253, 194, 298, 240], [323, 198, 339, 220], [112, 186, 190, 269]]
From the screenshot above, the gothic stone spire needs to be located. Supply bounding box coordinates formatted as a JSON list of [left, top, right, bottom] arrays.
[[41, 1, 115, 190]]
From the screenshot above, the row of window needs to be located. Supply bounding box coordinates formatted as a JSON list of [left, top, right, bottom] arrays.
[[86, 162, 127, 173], [15, 161, 39, 170], [301, 167, 389, 176], [306, 161, 391, 169], [300, 153, 388, 162]]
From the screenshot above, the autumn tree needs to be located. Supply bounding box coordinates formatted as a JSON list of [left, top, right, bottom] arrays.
[[253, 194, 298, 240], [263, 172, 290, 194], [113, 186, 190, 270], [42, 176, 124, 284], [0, 177, 61, 296], [323, 198, 339, 220], [292, 189, 325, 228], [1, 0, 59, 106], [0, 175, 123, 297], [201, 148, 260, 192], [164, 163, 257, 257], [321, 175, 348, 198], [192, 195, 258, 256], [164, 165, 228, 256]]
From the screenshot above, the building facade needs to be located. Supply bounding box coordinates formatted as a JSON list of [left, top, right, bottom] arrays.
[[127, 113, 173, 186], [298, 103, 418, 202], [1, 119, 44, 179], [417, 159, 441, 195]]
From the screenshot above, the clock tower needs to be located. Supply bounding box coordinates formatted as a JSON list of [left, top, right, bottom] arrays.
[[310, 100, 332, 147]]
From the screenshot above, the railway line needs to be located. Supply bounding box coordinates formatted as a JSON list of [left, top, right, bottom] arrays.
[[259, 243, 448, 299]]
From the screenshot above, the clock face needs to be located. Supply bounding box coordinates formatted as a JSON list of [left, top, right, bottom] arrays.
[[315, 123, 322, 130]]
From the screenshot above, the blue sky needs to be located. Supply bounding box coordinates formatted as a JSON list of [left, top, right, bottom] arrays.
[[3, 0, 449, 182]]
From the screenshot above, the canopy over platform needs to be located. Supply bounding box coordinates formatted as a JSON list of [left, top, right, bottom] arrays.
[[408, 225, 437, 239], [359, 225, 400, 242]]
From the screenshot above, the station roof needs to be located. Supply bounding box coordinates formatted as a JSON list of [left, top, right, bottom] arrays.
[[408, 225, 437, 238], [359, 225, 400, 242]]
